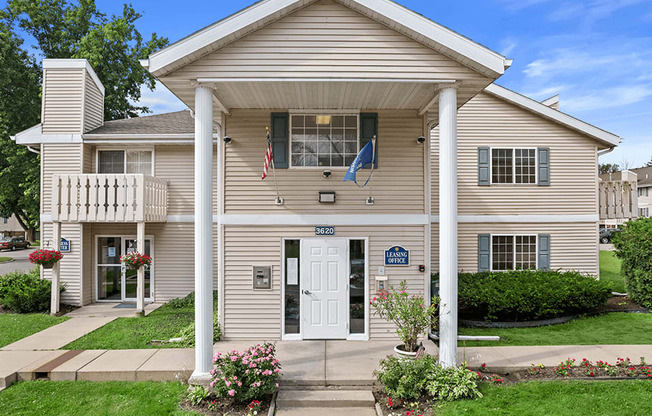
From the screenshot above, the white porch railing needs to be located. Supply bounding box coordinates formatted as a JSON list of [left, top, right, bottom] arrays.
[[51, 174, 168, 222], [599, 180, 638, 220]]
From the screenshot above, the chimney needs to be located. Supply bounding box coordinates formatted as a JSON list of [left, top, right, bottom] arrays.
[[41, 59, 105, 135], [541, 94, 560, 111]]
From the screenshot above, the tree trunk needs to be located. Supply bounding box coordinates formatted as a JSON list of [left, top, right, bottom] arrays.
[[13, 211, 37, 243]]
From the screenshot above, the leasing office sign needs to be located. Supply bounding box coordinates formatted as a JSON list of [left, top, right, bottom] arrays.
[[384, 245, 410, 266]]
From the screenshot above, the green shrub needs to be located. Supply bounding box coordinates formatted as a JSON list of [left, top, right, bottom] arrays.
[[374, 355, 438, 400], [426, 366, 483, 402], [456, 269, 612, 321], [166, 290, 218, 309], [613, 218, 652, 308], [0, 268, 64, 313], [176, 312, 222, 346]]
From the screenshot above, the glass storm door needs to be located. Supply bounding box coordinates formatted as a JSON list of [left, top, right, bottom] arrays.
[[122, 237, 152, 302], [300, 238, 348, 339], [97, 237, 122, 301]]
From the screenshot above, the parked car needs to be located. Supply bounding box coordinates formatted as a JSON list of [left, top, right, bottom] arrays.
[[0, 236, 30, 251], [599, 228, 620, 244]]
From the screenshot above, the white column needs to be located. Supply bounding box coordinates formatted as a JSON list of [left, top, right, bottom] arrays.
[[50, 222, 61, 315], [135, 221, 145, 316], [191, 85, 214, 383], [438, 86, 458, 368]]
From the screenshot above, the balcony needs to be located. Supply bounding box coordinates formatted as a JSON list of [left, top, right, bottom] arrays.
[[51, 174, 168, 223], [599, 180, 638, 221]]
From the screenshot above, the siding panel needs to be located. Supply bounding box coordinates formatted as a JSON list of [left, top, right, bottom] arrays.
[[42, 68, 84, 134], [83, 72, 104, 133]]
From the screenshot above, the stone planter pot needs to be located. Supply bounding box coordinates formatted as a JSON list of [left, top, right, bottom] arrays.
[[394, 344, 418, 360]]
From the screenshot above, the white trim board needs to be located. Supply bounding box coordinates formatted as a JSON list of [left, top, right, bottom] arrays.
[[431, 214, 599, 223]]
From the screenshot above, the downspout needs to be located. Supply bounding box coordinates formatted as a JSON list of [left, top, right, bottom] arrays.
[[27, 145, 41, 155]]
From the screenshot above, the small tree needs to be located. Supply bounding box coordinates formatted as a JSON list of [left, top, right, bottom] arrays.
[[612, 218, 652, 308]]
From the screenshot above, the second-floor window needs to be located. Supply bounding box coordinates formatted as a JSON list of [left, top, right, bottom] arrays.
[[98, 150, 153, 175], [290, 114, 359, 167], [639, 187, 649, 197], [492, 148, 537, 184]]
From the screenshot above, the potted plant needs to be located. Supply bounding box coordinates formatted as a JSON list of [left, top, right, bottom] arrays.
[[29, 249, 64, 269], [371, 280, 439, 359], [120, 252, 152, 270]]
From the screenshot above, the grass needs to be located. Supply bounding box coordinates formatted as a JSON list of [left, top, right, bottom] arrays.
[[458, 312, 652, 347], [437, 380, 652, 416], [0, 380, 194, 416], [0, 256, 12, 263], [600, 250, 625, 293], [63, 302, 194, 350], [0, 313, 68, 348]]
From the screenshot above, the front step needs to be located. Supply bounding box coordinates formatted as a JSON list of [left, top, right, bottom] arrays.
[[276, 389, 375, 408], [277, 408, 377, 416]]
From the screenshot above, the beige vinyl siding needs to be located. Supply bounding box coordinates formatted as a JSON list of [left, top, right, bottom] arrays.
[[222, 225, 425, 340], [431, 222, 599, 276], [154, 146, 194, 215], [174, 0, 481, 82], [83, 72, 104, 133], [224, 109, 425, 214], [42, 144, 83, 215], [42, 68, 84, 134], [431, 92, 599, 215]]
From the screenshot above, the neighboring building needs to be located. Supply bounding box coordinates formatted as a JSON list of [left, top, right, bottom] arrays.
[[598, 170, 638, 228], [631, 166, 652, 218], [12, 0, 621, 375], [0, 214, 27, 239]]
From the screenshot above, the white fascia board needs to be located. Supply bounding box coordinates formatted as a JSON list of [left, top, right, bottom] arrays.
[[43, 59, 105, 96], [11, 124, 42, 144], [220, 214, 429, 226], [431, 214, 599, 223], [485, 84, 621, 147], [541, 94, 560, 107]]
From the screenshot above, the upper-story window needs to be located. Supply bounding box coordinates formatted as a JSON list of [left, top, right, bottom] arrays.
[[639, 187, 649, 197], [290, 114, 358, 167], [640, 208, 650, 217], [491, 148, 536, 184], [97, 150, 153, 175]]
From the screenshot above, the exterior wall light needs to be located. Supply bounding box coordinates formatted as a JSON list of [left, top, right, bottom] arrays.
[[223, 136, 232, 144]]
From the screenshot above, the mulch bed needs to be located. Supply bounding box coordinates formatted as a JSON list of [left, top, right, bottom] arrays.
[[374, 389, 433, 416], [180, 394, 272, 416]]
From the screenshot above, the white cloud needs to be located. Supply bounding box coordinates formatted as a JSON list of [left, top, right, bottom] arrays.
[[522, 85, 570, 100], [134, 81, 188, 115], [599, 140, 652, 168], [563, 85, 652, 112], [497, 0, 553, 11], [548, 0, 647, 26], [499, 38, 518, 57]]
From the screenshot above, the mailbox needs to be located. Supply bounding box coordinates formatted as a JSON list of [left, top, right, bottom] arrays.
[[253, 266, 272, 290]]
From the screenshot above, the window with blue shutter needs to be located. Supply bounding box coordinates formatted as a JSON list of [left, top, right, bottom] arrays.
[[538, 147, 550, 186], [538, 234, 550, 270], [478, 147, 490, 185], [359, 113, 378, 169], [271, 113, 289, 168], [478, 234, 491, 272]]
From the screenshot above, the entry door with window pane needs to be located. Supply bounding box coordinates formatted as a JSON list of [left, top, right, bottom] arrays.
[[122, 237, 152, 301], [97, 237, 122, 300], [301, 239, 348, 339]]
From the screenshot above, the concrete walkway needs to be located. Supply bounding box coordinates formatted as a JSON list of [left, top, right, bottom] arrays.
[[65, 302, 163, 318], [1, 317, 116, 351]]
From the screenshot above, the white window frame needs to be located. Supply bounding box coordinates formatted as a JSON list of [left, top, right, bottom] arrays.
[[288, 111, 360, 170], [489, 147, 538, 185], [96, 147, 155, 176], [489, 234, 538, 271], [640, 207, 649, 217], [280, 236, 369, 341], [639, 187, 649, 197]]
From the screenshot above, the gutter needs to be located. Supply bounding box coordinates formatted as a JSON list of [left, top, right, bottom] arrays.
[[598, 147, 616, 157], [27, 146, 41, 155]]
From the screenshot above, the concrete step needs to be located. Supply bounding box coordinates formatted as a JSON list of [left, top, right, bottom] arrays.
[[276, 407, 377, 416], [276, 389, 375, 409]]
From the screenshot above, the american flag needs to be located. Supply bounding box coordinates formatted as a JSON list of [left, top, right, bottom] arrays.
[[261, 129, 273, 180]]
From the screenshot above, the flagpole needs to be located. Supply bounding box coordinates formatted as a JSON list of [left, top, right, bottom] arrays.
[[266, 127, 282, 204]]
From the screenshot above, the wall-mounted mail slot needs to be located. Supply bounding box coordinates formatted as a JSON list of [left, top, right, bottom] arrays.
[[253, 266, 272, 290]]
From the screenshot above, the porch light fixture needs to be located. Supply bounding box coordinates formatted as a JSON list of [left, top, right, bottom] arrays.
[[366, 196, 375, 205], [417, 136, 426, 144], [316, 115, 331, 125], [318, 191, 336, 203], [223, 136, 232, 144]]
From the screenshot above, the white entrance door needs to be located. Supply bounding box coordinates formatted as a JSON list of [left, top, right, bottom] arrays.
[[301, 238, 348, 339]]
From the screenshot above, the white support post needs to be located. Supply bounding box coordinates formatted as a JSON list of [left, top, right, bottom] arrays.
[[50, 222, 62, 316], [136, 221, 145, 317], [438, 86, 458, 368], [191, 84, 214, 384]]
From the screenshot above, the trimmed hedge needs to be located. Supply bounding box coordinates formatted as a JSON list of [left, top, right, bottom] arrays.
[[455, 270, 612, 321], [613, 218, 652, 308], [0, 268, 64, 313]]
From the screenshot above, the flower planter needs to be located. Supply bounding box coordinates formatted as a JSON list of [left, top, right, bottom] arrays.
[[394, 344, 418, 360], [126, 264, 141, 270], [42, 263, 55, 269]]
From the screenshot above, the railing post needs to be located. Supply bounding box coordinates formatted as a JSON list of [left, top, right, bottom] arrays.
[[50, 221, 62, 315]]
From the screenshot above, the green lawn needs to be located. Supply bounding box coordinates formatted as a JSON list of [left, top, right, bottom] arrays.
[[459, 313, 652, 347], [0, 381, 194, 416], [0, 314, 68, 348], [437, 380, 652, 416], [0, 256, 12, 263], [64, 302, 194, 350], [600, 250, 625, 293]]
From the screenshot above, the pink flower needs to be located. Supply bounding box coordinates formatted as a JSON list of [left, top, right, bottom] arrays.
[[228, 389, 235, 397], [225, 380, 231, 387]]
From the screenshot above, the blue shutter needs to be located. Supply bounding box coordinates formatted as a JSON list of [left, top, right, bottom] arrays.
[[538, 234, 550, 270], [478, 147, 490, 186], [538, 147, 550, 186], [271, 113, 289, 168], [478, 234, 491, 272], [359, 113, 378, 169]]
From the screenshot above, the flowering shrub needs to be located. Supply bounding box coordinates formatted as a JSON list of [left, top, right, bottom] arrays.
[[528, 363, 544, 375], [616, 357, 631, 367], [375, 354, 437, 400], [553, 359, 575, 378], [210, 343, 281, 402], [120, 252, 152, 269], [28, 249, 63, 267], [426, 366, 483, 402], [370, 280, 439, 352], [246, 399, 261, 416], [489, 374, 504, 384]]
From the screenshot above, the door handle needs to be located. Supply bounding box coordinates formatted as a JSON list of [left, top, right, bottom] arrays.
[[302, 290, 312, 295]]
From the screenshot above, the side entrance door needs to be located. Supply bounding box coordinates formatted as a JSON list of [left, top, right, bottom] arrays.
[[301, 238, 348, 339], [121, 237, 153, 302]]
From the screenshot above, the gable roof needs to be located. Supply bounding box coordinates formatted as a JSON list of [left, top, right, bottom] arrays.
[[631, 166, 652, 186], [484, 84, 621, 148], [85, 110, 194, 136], [146, 0, 510, 78]]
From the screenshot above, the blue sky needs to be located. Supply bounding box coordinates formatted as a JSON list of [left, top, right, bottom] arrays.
[[8, 0, 652, 167]]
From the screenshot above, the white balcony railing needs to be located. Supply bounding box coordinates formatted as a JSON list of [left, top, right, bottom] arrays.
[[51, 174, 168, 223], [599, 180, 638, 220]]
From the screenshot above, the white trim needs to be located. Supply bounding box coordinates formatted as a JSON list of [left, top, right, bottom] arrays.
[[485, 84, 620, 147], [83, 133, 218, 140], [489, 147, 538, 185], [430, 214, 599, 223], [148, 0, 507, 76], [541, 94, 560, 108], [43, 59, 105, 95], [198, 78, 458, 84], [220, 214, 429, 226], [489, 234, 538, 271]]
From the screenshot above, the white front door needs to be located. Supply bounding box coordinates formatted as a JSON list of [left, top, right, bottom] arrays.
[[301, 238, 348, 339]]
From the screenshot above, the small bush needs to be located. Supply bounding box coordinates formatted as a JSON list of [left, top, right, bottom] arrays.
[[456, 269, 612, 321], [0, 268, 64, 313], [613, 218, 652, 308], [166, 290, 218, 309], [374, 354, 438, 400], [210, 343, 281, 402], [426, 366, 483, 402], [176, 313, 222, 346]]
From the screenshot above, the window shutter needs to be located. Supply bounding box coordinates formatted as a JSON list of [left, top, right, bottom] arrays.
[[538, 234, 550, 270], [271, 113, 289, 168], [537, 147, 550, 186], [478, 234, 491, 272], [359, 113, 378, 169], [478, 147, 490, 186]]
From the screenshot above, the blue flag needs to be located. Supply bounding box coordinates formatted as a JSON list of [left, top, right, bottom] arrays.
[[343, 139, 376, 186]]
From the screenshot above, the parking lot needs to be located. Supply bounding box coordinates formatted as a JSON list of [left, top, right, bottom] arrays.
[[0, 247, 36, 274]]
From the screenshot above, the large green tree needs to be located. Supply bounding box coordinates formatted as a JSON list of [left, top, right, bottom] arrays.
[[0, 1, 168, 240]]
